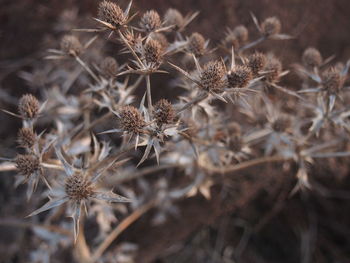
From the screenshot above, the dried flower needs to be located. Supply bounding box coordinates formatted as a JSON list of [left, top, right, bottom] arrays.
[[188, 32, 206, 57], [247, 52, 266, 77], [233, 25, 248, 43], [150, 33, 169, 52], [100, 56, 119, 78], [144, 39, 163, 66], [322, 67, 342, 94], [15, 154, 41, 178], [200, 60, 225, 93], [261, 17, 281, 36], [60, 35, 82, 56], [65, 172, 95, 201], [154, 99, 175, 126], [302, 47, 322, 68], [139, 10, 161, 32], [120, 106, 145, 134], [18, 94, 40, 120], [227, 65, 253, 88], [164, 8, 184, 29], [17, 127, 36, 148], [264, 55, 282, 83], [98, 0, 127, 29]]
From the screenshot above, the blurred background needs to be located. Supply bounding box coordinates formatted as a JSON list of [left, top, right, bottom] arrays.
[[1, 0, 350, 262]]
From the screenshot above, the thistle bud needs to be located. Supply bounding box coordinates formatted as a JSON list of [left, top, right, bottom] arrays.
[[18, 94, 40, 120], [120, 106, 145, 133], [200, 60, 225, 93], [139, 10, 161, 32], [100, 56, 119, 78], [227, 65, 253, 88], [223, 34, 239, 50], [247, 52, 266, 77], [150, 33, 169, 52], [60, 35, 82, 56], [233, 25, 248, 43], [98, 0, 126, 28], [164, 8, 184, 29], [144, 39, 163, 66], [188, 32, 206, 57], [154, 99, 175, 126], [264, 56, 282, 83], [228, 135, 243, 153], [322, 68, 342, 94], [261, 17, 281, 36], [65, 173, 94, 201], [302, 47, 322, 68], [15, 154, 41, 178], [17, 127, 36, 148]]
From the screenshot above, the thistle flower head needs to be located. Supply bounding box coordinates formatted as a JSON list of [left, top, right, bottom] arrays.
[[223, 34, 239, 50], [17, 127, 36, 148], [233, 25, 248, 43], [15, 154, 41, 178], [164, 8, 184, 29], [261, 17, 281, 36], [228, 134, 243, 153], [227, 65, 253, 88], [200, 60, 225, 93], [247, 52, 266, 77], [302, 47, 322, 68], [154, 99, 175, 126], [120, 106, 145, 133], [139, 10, 161, 32], [60, 35, 82, 56], [18, 94, 40, 120], [100, 56, 119, 78], [98, 0, 126, 28], [264, 55, 282, 83], [144, 39, 163, 66], [188, 32, 206, 57], [322, 67, 342, 94], [65, 173, 94, 201], [150, 33, 169, 52]]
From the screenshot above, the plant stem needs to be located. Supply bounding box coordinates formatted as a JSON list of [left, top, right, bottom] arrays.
[[146, 74, 153, 111], [75, 56, 100, 83]]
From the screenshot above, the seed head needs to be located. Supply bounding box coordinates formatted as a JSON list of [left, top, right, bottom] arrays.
[[228, 135, 243, 153], [17, 127, 36, 148], [15, 154, 41, 178], [227, 65, 253, 88], [120, 106, 145, 133], [264, 56, 282, 83], [164, 8, 184, 29], [322, 68, 342, 94], [150, 33, 169, 52], [154, 99, 175, 126], [18, 94, 40, 120], [65, 173, 94, 201], [247, 52, 266, 77], [200, 60, 225, 93], [223, 34, 239, 50], [139, 10, 161, 32], [100, 56, 118, 78], [98, 0, 126, 28], [233, 25, 248, 43], [272, 115, 290, 132], [144, 39, 163, 66], [302, 47, 322, 68], [261, 17, 281, 36], [60, 35, 82, 56], [188, 32, 206, 57]]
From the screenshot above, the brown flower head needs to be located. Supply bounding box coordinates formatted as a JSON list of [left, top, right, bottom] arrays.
[[100, 56, 119, 78], [154, 99, 175, 126], [144, 39, 163, 66], [164, 8, 184, 29], [139, 10, 161, 32], [17, 128, 36, 148], [233, 25, 248, 43], [188, 32, 206, 57], [15, 154, 41, 178], [18, 94, 40, 120], [150, 33, 169, 52], [247, 52, 266, 77], [60, 35, 82, 56], [264, 56, 282, 83], [200, 60, 225, 93], [65, 173, 94, 201], [322, 68, 342, 94], [98, 0, 126, 28], [227, 65, 253, 88], [302, 47, 322, 68], [120, 106, 145, 133], [261, 17, 281, 36]]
